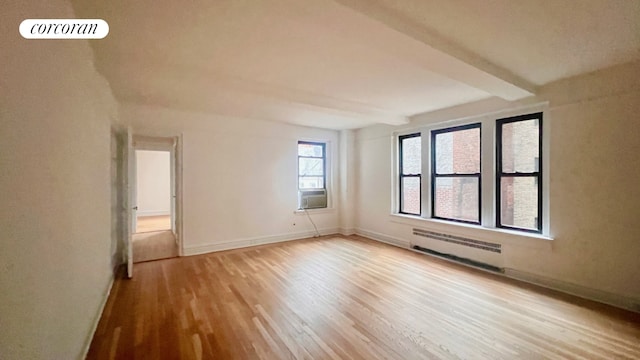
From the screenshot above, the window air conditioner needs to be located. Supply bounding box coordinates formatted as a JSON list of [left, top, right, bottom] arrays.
[[298, 189, 327, 209]]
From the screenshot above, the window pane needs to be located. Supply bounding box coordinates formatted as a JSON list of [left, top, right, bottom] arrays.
[[298, 143, 323, 157], [401, 177, 420, 214], [299, 158, 323, 176], [500, 177, 538, 230], [401, 136, 421, 175], [435, 127, 480, 174], [434, 177, 479, 222], [299, 176, 324, 189], [501, 119, 539, 173]]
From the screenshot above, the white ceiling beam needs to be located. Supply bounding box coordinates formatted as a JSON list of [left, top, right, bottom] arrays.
[[332, 0, 536, 100], [99, 59, 409, 127]]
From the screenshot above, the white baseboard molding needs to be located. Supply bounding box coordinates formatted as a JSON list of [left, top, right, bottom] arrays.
[[81, 272, 115, 359], [505, 268, 640, 313], [137, 210, 170, 217], [356, 227, 640, 313], [355, 228, 410, 248], [183, 228, 340, 256], [339, 227, 355, 236]]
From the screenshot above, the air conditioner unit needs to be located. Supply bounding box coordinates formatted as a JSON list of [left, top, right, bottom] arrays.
[[298, 189, 327, 209]]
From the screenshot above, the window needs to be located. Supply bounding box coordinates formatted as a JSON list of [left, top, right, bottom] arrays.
[[298, 141, 325, 189], [399, 134, 421, 215], [395, 110, 547, 236], [497, 113, 542, 233], [431, 124, 481, 224]]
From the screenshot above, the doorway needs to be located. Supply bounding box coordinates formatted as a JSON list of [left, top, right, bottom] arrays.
[[132, 148, 177, 263], [124, 134, 182, 276]]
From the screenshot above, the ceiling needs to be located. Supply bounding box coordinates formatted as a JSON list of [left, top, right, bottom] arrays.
[[73, 0, 640, 130]]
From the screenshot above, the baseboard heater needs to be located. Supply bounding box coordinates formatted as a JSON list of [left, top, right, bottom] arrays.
[[413, 228, 501, 253], [412, 245, 504, 273]]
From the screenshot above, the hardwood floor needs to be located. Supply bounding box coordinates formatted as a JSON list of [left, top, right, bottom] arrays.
[[132, 230, 178, 263], [136, 215, 171, 233], [88, 235, 640, 359]]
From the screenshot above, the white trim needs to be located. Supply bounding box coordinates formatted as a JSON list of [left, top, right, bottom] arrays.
[[136, 210, 170, 217], [355, 228, 410, 248], [293, 207, 336, 215], [505, 268, 640, 313], [339, 227, 356, 236], [183, 228, 340, 256], [81, 275, 114, 359], [390, 213, 553, 249]]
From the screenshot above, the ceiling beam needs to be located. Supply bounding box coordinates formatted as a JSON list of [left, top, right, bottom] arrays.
[[333, 0, 536, 101], [98, 59, 410, 127]]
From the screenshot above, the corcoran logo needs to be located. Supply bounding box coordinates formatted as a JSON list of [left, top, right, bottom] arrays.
[[19, 19, 109, 39]]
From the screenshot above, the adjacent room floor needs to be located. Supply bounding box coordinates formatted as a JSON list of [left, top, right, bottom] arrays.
[[136, 215, 171, 233], [88, 235, 640, 359]]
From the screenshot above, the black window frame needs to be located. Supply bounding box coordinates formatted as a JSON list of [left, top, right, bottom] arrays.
[[496, 112, 543, 233], [297, 141, 326, 190], [399, 133, 422, 215], [431, 123, 482, 225]]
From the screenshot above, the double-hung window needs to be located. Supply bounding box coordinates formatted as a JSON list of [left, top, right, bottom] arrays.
[[399, 134, 421, 215], [397, 110, 545, 236], [431, 124, 481, 224], [496, 113, 542, 232], [298, 141, 326, 189]]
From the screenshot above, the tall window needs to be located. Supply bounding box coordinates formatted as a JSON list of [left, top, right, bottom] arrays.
[[497, 113, 542, 233], [399, 134, 421, 215], [298, 141, 325, 189], [431, 123, 481, 224]]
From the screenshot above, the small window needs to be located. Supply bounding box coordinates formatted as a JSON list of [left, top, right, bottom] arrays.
[[496, 113, 542, 233], [399, 134, 421, 215], [431, 124, 481, 224], [298, 141, 325, 189]]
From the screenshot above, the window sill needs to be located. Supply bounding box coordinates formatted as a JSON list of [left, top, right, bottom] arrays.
[[294, 208, 335, 215], [390, 213, 553, 249]]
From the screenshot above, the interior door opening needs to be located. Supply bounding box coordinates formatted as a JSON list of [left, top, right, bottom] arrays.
[[135, 149, 172, 234], [124, 134, 182, 277]]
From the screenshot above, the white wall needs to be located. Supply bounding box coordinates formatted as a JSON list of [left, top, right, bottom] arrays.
[[0, 1, 118, 359], [120, 103, 341, 254], [354, 61, 640, 311], [136, 150, 171, 216]]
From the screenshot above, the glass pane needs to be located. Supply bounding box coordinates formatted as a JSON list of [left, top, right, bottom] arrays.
[[434, 177, 479, 222], [501, 119, 539, 173], [298, 143, 323, 157], [401, 177, 420, 214], [500, 177, 539, 230], [299, 176, 324, 189], [401, 136, 421, 175], [435, 127, 480, 174], [299, 158, 323, 176]]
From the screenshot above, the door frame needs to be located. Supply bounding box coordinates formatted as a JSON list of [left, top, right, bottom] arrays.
[[133, 134, 184, 256], [123, 132, 184, 277]]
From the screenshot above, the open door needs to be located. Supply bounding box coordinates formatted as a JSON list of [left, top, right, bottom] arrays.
[[170, 139, 177, 239], [124, 127, 137, 278]]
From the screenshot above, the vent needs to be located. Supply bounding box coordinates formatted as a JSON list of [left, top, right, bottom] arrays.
[[412, 245, 503, 273], [413, 228, 501, 253], [298, 189, 327, 209]]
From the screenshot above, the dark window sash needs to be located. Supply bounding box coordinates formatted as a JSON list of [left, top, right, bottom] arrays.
[[431, 123, 482, 224], [298, 141, 326, 190], [399, 133, 421, 215], [496, 112, 543, 233]]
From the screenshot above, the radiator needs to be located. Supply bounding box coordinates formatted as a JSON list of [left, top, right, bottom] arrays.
[[412, 228, 501, 253]]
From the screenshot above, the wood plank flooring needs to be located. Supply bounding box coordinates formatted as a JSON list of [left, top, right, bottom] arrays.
[[132, 230, 178, 263], [136, 215, 171, 233], [87, 235, 640, 359]]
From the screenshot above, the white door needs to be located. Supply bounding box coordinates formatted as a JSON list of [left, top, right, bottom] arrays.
[[170, 140, 177, 237], [125, 127, 137, 278]]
